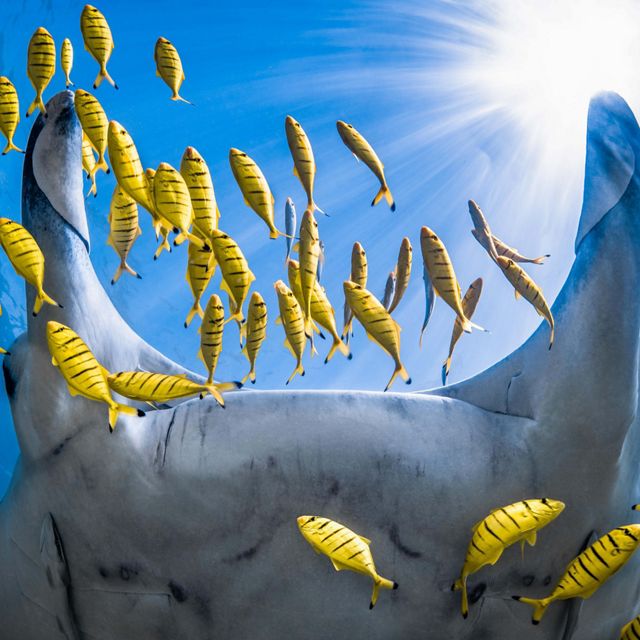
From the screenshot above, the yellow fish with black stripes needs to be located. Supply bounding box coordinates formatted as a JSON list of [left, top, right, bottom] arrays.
[[108, 371, 237, 409], [47, 321, 144, 432], [0, 218, 61, 316], [210, 229, 255, 336], [343, 280, 410, 391], [285, 115, 324, 216], [74, 89, 109, 177], [452, 498, 565, 619], [60, 38, 74, 87], [297, 516, 398, 609], [497, 256, 554, 349], [0, 77, 23, 155], [80, 4, 118, 90], [180, 146, 219, 237], [336, 120, 395, 211], [421, 226, 484, 334], [298, 209, 321, 347], [184, 240, 216, 328], [107, 121, 154, 214], [242, 291, 267, 384], [620, 613, 640, 640], [274, 279, 307, 384], [107, 186, 141, 285], [288, 259, 350, 364], [229, 147, 283, 239], [513, 524, 640, 625], [26, 27, 56, 117], [199, 294, 224, 385], [493, 235, 550, 265], [144, 167, 172, 259], [342, 241, 368, 344], [154, 37, 191, 104], [442, 278, 483, 385], [387, 237, 412, 314], [81, 132, 98, 197]]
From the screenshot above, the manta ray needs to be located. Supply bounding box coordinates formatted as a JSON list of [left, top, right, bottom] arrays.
[[0, 89, 638, 640]]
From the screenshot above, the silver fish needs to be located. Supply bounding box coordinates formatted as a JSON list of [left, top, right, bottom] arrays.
[[468, 200, 499, 261], [284, 197, 297, 264], [381, 270, 396, 311], [419, 265, 436, 347], [317, 240, 325, 284]]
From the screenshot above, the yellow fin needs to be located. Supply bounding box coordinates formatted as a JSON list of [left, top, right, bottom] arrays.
[[359, 535, 371, 545], [526, 531, 537, 547], [293, 165, 299, 178], [275, 316, 282, 325], [66, 384, 78, 397], [283, 339, 295, 356], [51, 356, 58, 367], [514, 289, 521, 300], [330, 558, 347, 571]]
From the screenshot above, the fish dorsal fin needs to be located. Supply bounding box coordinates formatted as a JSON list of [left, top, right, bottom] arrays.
[[575, 92, 637, 252], [359, 535, 371, 545]]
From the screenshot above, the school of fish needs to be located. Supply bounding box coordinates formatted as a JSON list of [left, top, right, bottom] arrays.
[[5, 5, 627, 632]]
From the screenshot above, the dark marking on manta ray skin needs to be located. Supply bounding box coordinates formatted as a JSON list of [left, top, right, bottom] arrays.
[[168, 580, 188, 603], [45, 566, 54, 587], [54, 104, 75, 137], [52, 436, 72, 457], [389, 524, 422, 559], [98, 567, 108, 578], [328, 479, 340, 497], [119, 564, 139, 581], [522, 574, 535, 586], [159, 410, 178, 469], [2, 359, 16, 399], [267, 455, 277, 469], [469, 582, 486, 604], [543, 575, 552, 586]]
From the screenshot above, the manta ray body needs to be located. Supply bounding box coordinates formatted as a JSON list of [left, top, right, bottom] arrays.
[[0, 90, 638, 639]]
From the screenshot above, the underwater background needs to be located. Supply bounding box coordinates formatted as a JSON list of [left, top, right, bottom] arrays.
[[0, 0, 638, 495]]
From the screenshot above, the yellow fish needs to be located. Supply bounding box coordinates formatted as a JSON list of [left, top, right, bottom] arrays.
[[497, 256, 554, 349], [184, 240, 216, 328], [420, 226, 484, 333], [229, 147, 283, 239], [60, 38, 74, 87], [81, 132, 97, 197], [336, 120, 395, 211], [199, 294, 224, 384], [0, 77, 23, 154], [342, 241, 368, 343], [154, 37, 191, 104], [180, 146, 219, 237], [387, 237, 412, 314], [285, 115, 324, 215], [107, 186, 141, 285], [154, 162, 206, 249], [514, 524, 640, 625], [107, 121, 154, 213], [108, 371, 233, 408], [343, 281, 410, 391], [452, 498, 565, 619], [297, 516, 398, 609], [47, 321, 144, 432], [274, 279, 307, 384], [80, 4, 117, 89], [442, 278, 483, 385], [242, 291, 267, 384], [209, 229, 255, 334], [0, 218, 61, 316], [620, 614, 640, 640], [288, 259, 351, 364], [26, 27, 56, 117], [299, 209, 321, 345], [74, 89, 109, 177], [144, 167, 172, 260], [492, 235, 550, 265]]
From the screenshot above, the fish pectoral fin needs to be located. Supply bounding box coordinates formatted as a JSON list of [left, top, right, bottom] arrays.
[[292, 241, 300, 253], [365, 332, 379, 344], [359, 535, 371, 545], [156, 69, 160, 77], [352, 152, 360, 163], [243, 197, 251, 207], [330, 558, 347, 572], [293, 165, 299, 178], [275, 315, 282, 325], [66, 384, 79, 397], [526, 531, 537, 547], [514, 289, 521, 300], [283, 339, 295, 356], [535, 307, 546, 317], [51, 356, 58, 367]]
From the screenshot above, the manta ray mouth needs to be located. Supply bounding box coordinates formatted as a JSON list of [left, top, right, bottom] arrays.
[[26, 90, 90, 252]]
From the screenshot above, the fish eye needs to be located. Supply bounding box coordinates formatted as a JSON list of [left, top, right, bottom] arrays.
[[310, 516, 316, 521], [348, 124, 353, 129]]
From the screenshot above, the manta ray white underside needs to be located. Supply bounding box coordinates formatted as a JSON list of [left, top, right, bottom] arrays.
[[0, 90, 639, 639]]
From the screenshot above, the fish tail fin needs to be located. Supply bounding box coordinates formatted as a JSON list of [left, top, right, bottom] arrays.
[[184, 300, 204, 328], [95, 65, 118, 90], [2, 139, 23, 155], [33, 289, 62, 317], [85, 176, 97, 199], [26, 92, 45, 118], [369, 575, 397, 609], [442, 357, 451, 385], [108, 402, 145, 432], [241, 369, 253, 385], [185, 231, 209, 250], [371, 184, 395, 211], [312, 201, 329, 217], [531, 255, 550, 265], [153, 233, 172, 260], [384, 362, 411, 392], [93, 157, 109, 176], [171, 93, 193, 106], [93, 70, 104, 89], [548, 321, 555, 350], [460, 315, 486, 333], [111, 259, 140, 285], [204, 385, 225, 407], [512, 596, 550, 625], [286, 361, 305, 385]]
